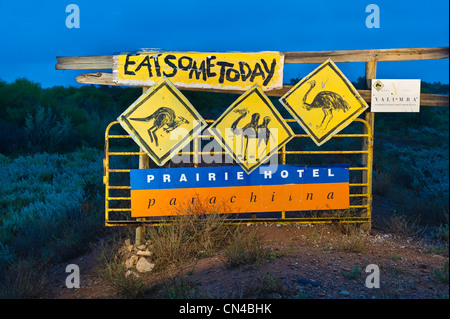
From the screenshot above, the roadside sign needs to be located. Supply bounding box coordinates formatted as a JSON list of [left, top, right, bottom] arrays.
[[113, 51, 284, 91], [118, 77, 207, 166], [209, 85, 294, 174], [279, 59, 369, 146], [130, 164, 350, 217], [371, 79, 421, 112]]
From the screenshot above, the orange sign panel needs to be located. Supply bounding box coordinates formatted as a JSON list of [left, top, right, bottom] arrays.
[[130, 164, 349, 217]]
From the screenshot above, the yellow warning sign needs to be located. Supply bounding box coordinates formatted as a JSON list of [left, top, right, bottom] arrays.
[[118, 77, 207, 166], [279, 59, 369, 146], [209, 85, 294, 174]]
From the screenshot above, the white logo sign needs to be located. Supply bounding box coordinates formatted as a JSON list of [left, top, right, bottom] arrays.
[[371, 79, 421, 112]]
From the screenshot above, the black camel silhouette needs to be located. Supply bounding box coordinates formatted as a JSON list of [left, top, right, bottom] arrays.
[[229, 109, 274, 162]]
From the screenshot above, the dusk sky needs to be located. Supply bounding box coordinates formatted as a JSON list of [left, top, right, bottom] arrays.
[[0, 0, 448, 88]]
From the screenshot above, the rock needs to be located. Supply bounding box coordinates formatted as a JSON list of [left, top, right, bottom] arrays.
[[136, 257, 155, 273], [127, 245, 134, 252], [125, 255, 138, 269], [339, 290, 350, 296], [296, 278, 321, 287], [124, 239, 131, 246], [136, 245, 146, 250], [125, 270, 140, 278], [136, 250, 152, 257]]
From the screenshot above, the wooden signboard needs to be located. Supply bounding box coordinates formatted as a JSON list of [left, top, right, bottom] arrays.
[[113, 51, 284, 91], [130, 164, 350, 217]]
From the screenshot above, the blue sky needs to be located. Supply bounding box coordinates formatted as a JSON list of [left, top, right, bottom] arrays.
[[0, 0, 448, 88]]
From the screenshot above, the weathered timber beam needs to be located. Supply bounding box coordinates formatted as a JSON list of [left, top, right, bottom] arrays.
[[283, 47, 449, 64], [76, 72, 449, 107], [56, 47, 449, 70], [56, 56, 113, 70]]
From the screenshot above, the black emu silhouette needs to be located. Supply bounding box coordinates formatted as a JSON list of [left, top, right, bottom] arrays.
[[303, 80, 350, 130], [130, 107, 189, 147]]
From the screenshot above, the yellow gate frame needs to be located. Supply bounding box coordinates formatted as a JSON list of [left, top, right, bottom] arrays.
[[103, 117, 372, 227]]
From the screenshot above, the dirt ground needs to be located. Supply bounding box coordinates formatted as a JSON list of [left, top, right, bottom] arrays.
[[42, 220, 449, 300]]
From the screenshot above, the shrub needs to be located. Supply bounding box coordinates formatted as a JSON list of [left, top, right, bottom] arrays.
[[145, 197, 231, 271], [224, 226, 266, 268], [0, 150, 105, 298], [432, 261, 449, 284]]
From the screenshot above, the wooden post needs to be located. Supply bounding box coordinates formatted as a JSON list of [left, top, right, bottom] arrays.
[[362, 61, 376, 231], [135, 87, 150, 245]]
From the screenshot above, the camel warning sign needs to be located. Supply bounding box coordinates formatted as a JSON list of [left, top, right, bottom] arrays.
[[279, 59, 368, 146], [118, 77, 207, 166], [209, 85, 294, 174]]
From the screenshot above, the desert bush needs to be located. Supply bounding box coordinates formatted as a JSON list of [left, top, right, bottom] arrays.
[[97, 256, 147, 298], [224, 226, 266, 268], [383, 213, 424, 238], [0, 258, 48, 299], [432, 261, 449, 284], [334, 226, 368, 253], [145, 197, 231, 271], [0, 150, 105, 298], [155, 277, 199, 299], [24, 106, 75, 153]]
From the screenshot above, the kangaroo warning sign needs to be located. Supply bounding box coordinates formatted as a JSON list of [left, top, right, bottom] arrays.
[[280, 59, 369, 146], [113, 51, 284, 91], [118, 77, 207, 166]]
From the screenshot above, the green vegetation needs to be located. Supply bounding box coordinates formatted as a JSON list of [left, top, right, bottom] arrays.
[[432, 261, 449, 284], [144, 199, 231, 271], [0, 150, 105, 297], [224, 226, 267, 268], [340, 265, 361, 279]]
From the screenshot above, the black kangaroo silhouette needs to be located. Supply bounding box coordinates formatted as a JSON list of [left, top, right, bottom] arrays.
[[303, 80, 350, 130], [130, 107, 189, 147]]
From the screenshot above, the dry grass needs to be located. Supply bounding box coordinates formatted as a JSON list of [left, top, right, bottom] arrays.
[[94, 233, 147, 298], [145, 196, 232, 272], [383, 214, 424, 238], [224, 226, 267, 268], [334, 225, 369, 253]]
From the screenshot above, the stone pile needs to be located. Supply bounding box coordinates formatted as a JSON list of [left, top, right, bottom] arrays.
[[117, 238, 155, 278]]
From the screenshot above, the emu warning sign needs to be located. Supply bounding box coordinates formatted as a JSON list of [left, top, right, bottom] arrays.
[[113, 51, 284, 91], [130, 164, 350, 217], [280, 59, 369, 146], [117, 77, 207, 166]]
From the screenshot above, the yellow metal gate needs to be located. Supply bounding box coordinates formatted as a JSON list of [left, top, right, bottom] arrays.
[[103, 116, 372, 227]]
